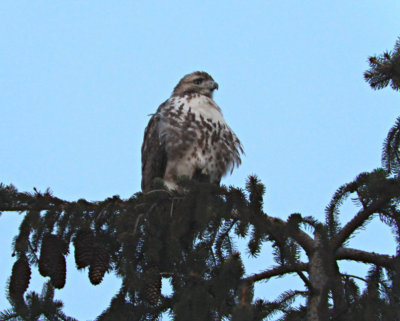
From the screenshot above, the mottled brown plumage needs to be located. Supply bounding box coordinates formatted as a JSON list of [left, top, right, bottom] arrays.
[[141, 71, 243, 191]]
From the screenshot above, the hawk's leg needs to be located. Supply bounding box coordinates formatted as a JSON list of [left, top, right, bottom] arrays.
[[163, 160, 196, 191]]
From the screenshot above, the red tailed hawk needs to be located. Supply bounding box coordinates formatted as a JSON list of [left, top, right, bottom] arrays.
[[141, 71, 243, 191]]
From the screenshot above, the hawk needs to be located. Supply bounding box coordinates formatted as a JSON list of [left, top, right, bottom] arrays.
[[141, 71, 243, 192]]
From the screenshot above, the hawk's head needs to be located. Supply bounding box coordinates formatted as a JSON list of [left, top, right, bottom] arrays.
[[172, 71, 219, 98]]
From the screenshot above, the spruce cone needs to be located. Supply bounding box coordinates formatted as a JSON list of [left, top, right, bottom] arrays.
[[50, 254, 66, 289], [39, 234, 63, 277], [89, 245, 110, 285], [143, 266, 161, 305], [9, 256, 31, 300], [74, 229, 95, 269], [38, 234, 67, 289]]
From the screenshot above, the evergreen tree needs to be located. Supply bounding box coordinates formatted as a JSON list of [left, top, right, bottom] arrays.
[[1, 37, 400, 321]]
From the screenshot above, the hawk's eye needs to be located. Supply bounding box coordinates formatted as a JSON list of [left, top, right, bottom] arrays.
[[193, 78, 203, 85]]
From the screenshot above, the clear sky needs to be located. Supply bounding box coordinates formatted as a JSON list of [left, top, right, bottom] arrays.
[[1, 1, 400, 320]]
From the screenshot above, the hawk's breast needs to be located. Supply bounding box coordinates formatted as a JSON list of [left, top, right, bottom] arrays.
[[158, 94, 242, 182]]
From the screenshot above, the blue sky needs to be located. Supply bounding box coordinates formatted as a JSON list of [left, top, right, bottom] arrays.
[[1, 1, 400, 320]]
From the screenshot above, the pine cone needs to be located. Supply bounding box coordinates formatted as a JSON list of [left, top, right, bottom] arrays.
[[74, 229, 95, 269], [50, 254, 66, 289], [89, 245, 110, 285], [9, 256, 31, 300], [143, 266, 161, 305]]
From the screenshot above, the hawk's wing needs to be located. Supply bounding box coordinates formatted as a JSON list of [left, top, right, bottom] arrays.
[[141, 103, 168, 192]]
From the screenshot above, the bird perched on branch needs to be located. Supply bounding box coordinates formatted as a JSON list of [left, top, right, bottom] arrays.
[[141, 71, 243, 192]]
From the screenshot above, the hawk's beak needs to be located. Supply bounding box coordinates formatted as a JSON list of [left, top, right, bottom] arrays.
[[211, 81, 219, 91]]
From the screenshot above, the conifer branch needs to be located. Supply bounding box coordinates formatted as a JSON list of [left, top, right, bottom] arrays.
[[336, 247, 394, 268], [215, 219, 238, 262], [271, 290, 308, 314], [332, 199, 389, 250], [0, 184, 133, 214], [341, 273, 391, 294], [264, 216, 315, 255], [297, 271, 311, 289], [364, 37, 400, 91], [144, 189, 173, 197], [244, 262, 308, 283], [133, 214, 144, 235], [27, 240, 39, 264], [0, 309, 19, 321], [342, 273, 369, 284]]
